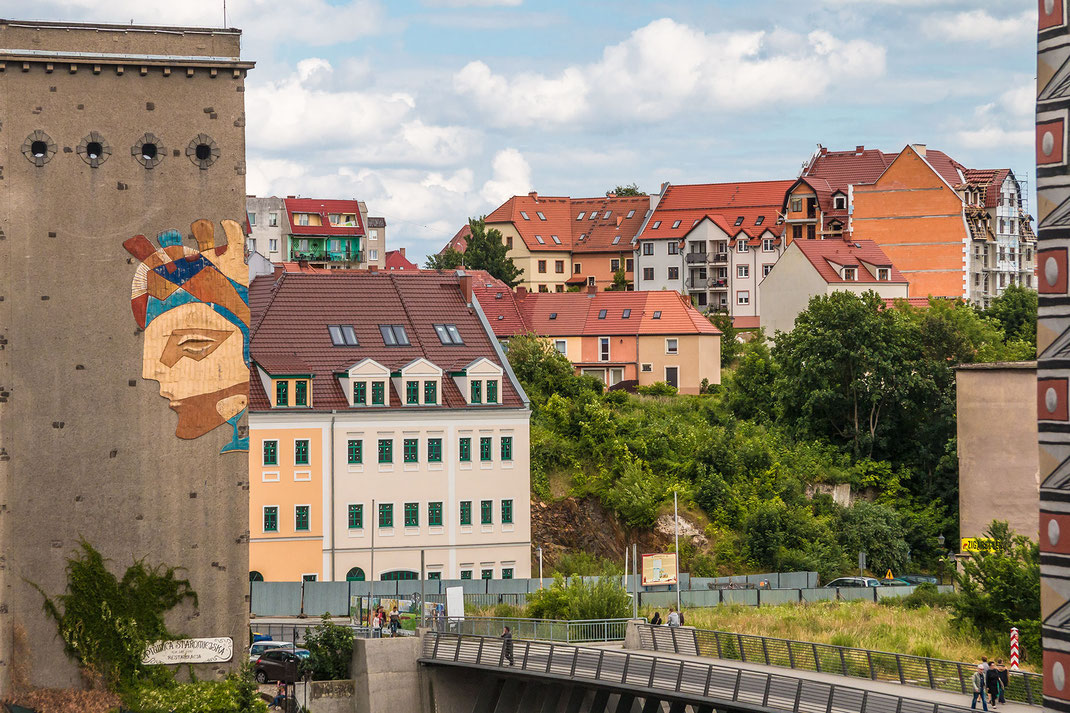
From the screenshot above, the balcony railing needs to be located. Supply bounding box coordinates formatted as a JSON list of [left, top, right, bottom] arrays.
[[685, 252, 708, 264], [710, 253, 728, 264], [291, 251, 365, 263]]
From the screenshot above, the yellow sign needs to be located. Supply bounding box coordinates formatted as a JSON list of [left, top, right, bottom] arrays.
[[885, 569, 893, 580], [641, 553, 678, 586], [961, 538, 997, 553]]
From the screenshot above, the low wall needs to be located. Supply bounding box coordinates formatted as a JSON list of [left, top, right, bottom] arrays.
[[308, 679, 355, 713], [351, 631, 423, 713]]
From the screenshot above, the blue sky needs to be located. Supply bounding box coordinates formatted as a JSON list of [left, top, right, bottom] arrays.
[[3, 0, 1037, 262]]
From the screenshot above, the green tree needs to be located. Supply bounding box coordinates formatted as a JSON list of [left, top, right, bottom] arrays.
[[836, 501, 910, 575], [504, 334, 602, 406], [462, 217, 524, 287], [424, 247, 464, 270], [722, 333, 777, 422], [606, 268, 629, 291], [607, 183, 646, 196], [984, 284, 1038, 347], [707, 312, 742, 366], [302, 613, 356, 680]]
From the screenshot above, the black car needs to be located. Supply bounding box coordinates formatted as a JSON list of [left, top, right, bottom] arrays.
[[254, 648, 307, 683]]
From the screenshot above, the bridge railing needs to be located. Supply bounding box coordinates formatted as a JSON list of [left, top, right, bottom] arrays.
[[430, 616, 630, 643], [420, 632, 977, 713], [634, 624, 1042, 706]]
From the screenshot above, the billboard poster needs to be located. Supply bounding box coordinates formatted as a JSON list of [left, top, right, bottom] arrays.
[[641, 553, 678, 586]]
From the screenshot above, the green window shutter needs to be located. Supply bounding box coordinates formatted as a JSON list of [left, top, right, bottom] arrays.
[[348, 504, 363, 529], [295, 380, 308, 406], [276, 380, 288, 407], [378, 439, 392, 463], [379, 503, 393, 528], [429, 501, 443, 526], [501, 436, 512, 461], [263, 440, 278, 466], [460, 501, 471, 526], [295, 440, 310, 466], [403, 438, 418, 463], [501, 499, 513, 524], [295, 505, 310, 531], [372, 381, 385, 405], [471, 379, 481, 403], [428, 438, 442, 462], [424, 380, 437, 404], [460, 570, 472, 580], [481, 500, 492, 525], [406, 380, 419, 404], [459, 437, 471, 462], [354, 381, 366, 404], [347, 439, 362, 464], [264, 506, 278, 532], [480, 437, 492, 461], [487, 379, 498, 404], [502, 568, 513, 580], [404, 502, 419, 527]]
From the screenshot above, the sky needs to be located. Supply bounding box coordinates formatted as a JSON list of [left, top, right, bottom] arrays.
[[3, 0, 1038, 263]]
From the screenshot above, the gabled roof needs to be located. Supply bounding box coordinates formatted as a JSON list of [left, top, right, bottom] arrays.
[[248, 271, 524, 411], [284, 197, 366, 237], [791, 239, 907, 285], [963, 168, 1015, 208], [638, 180, 794, 245], [384, 249, 418, 271], [802, 145, 897, 189], [484, 193, 649, 253], [440, 224, 471, 254]]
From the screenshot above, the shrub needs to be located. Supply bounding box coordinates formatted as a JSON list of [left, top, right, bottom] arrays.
[[526, 574, 629, 620], [124, 676, 268, 713], [636, 381, 677, 397], [885, 582, 959, 610], [552, 551, 621, 577], [301, 613, 355, 680], [492, 603, 524, 618]]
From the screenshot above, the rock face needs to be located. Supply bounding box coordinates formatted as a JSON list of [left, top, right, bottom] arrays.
[[655, 514, 708, 547], [531, 497, 679, 568]]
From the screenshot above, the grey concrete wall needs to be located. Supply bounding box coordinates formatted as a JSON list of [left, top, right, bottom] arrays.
[[0, 20, 251, 693], [307, 679, 355, 713], [351, 634, 422, 713]]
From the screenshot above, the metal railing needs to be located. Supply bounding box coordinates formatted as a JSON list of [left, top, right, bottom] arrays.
[[431, 616, 630, 643], [634, 625, 1042, 706], [420, 632, 977, 713], [251, 622, 413, 646]]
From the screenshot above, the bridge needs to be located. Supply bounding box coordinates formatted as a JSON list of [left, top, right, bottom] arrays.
[[418, 630, 1014, 713]]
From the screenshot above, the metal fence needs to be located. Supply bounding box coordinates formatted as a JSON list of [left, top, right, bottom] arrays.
[[420, 632, 977, 713], [250, 622, 412, 647], [432, 616, 630, 644], [635, 625, 1043, 706]]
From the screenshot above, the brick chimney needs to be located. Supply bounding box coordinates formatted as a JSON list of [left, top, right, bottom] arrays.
[[516, 285, 527, 299], [912, 143, 927, 157], [528, 191, 538, 201], [368, 264, 378, 272], [460, 274, 473, 305], [399, 247, 406, 257]]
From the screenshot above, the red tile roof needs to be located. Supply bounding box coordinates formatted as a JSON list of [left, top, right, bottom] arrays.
[[920, 149, 966, 188], [248, 271, 524, 412], [284, 198, 366, 237], [792, 239, 907, 284], [485, 193, 649, 253], [963, 168, 1014, 208], [732, 316, 761, 330], [384, 249, 418, 271], [639, 180, 795, 246], [441, 224, 471, 254], [802, 145, 896, 190]]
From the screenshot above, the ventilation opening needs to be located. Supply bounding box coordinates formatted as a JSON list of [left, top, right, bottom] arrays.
[[86, 141, 103, 160], [141, 143, 158, 160], [31, 141, 48, 158], [195, 143, 212, 161]]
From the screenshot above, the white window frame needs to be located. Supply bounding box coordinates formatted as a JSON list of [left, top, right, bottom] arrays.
[[738, 265, 749, 278], [599, 337, 610, 362], [368, 249, 379, 261], [737, 290, 750, 305], [269, 212, 278, 227], [843, 267, 856, 281], [834, 195, 847, 210], [762, 238, 775, 252], [269, 238, 278, 252], [877, 267, 891, 281], [554, 340, 567, 356], [641, 363, 653, 373], [294, 504, 312, 532], [263, 439, 279, 467], [737, 241, 749, 253], [263, 505, 280, 534], [665, 338, 679, 355]]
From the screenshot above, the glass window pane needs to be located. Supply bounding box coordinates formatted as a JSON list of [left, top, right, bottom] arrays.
[[502, 499, 513, 524], [406, 380, 419, 404], [459, 437, 471, 462], [480, 437, 492, 461], [379, 503, 393, 527], [404, 438, 418, 463], [501, 436, 512, 461], [295, 440, 309, 465], [481, 500, 492, 524], [348, 439, 362, 464], [328, 325, 344, 345], [372, 381, 385, 405], [460, 500, 471, 525], [424, 380, 437, 404], [354, 381, 366, 404], [429, 502, 443, 526], [378, 439, 392, 463], [263, 440, 278, 466], [486, 380, 498, 404], [405, 502, 418, 527], [348, 504, 363, 529], [428, 438, 442, 462]]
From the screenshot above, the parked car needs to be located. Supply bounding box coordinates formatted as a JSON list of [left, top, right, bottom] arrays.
[[881, 578, 913, 586], [253, 648, 309, 683], [899, 574, 939, 585], [248, 640, 295, 663], [825, 577, 881, 588]]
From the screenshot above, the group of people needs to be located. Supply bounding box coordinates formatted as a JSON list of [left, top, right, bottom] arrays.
[[970, 657, 1010, 710], [648, 606, 685, 627], [368, 605, 402, 637]]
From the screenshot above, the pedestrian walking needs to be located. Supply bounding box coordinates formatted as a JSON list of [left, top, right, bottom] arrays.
[[371, 607, 382, 638], [649, 611, 662, 626], [971, 664, 989, 711], [501, 626, 514, 666], [996, 659, 1008, 705], [986, 660, 1001, 708], [667, 606, 681, 627], [389, 605, 400, 637]]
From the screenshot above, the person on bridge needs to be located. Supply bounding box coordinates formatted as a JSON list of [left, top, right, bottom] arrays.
[[971, 665, 989, 710], [501, 626, 514, 666], [986, 660, 1002, 708], [667, 607, 681, 627], [650, 612, 662, 626], [995, 660, 1008, 704]]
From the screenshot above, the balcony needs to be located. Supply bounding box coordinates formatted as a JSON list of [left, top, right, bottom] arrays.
[[711, 253, 728, 264], [685, 252, 708, 264], [291, 250, 365, 264], [709, 278, 727, 288]]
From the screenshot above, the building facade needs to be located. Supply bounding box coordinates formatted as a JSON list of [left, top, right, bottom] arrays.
[[247, 195, 289, 262], [248, 271, 531, 582], [962, 169, 1036, 307], [0, 19, 252, 693], [364, 215, 387, 269]]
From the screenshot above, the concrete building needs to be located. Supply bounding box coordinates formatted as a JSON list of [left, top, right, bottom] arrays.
[[246, 195, 289, 262], [759, 240, 908, 335], [361, 209, 387, 270], [472, 275, 721, 393], [962, 169, 1036, 307], [0, 19, 252, 693], [248, 270, 531, 582], [955, 362, 1039, 543]]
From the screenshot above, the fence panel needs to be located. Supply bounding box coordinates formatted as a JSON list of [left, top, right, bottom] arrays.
[[875, 585, 916, 600], [302, 581, 349, 617], [758, 589, 799, 606], [720, 589, 759, 606], [800, 588, 834, 602], [250, 582, 303, 616]]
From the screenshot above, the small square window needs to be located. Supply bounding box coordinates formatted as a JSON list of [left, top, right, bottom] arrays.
[[549, 312, 558, 320], [641, 363, 653, 372], [653, 310, 662, 319], [502, 568, 514, 579], [460, 569, 472, 580], [666, 339, 679, 355], [482, 569, 494, 580], [622, 309, 631, 318], [598, 309, 607, 319], [403, 438, 418, 463]]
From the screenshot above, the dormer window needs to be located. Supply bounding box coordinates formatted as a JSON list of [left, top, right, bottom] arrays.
[[577, 212, 585, 220], [424, 380, 437, 404], [877, 267, 891, 280], [536, 211, 547, 220], [371, 381, 386, 405], [353, 381, 367, 404], [843, 267, 857, 281], [520, 211, 530, 220], [406, 380, 419, 405], [471, 380, 482, 404], [275, 380, 288, 406], [295, 380, 308, 407], [487, 379, 498, 404], [328, 325, 359, 346], [379, 325, 410, 346], [434, 324, 464, 345], [834, 195, 847, 210]]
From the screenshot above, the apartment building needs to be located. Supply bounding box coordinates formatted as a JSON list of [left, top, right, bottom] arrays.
[[472, 275, 720, 393], [245, 195, 387, 269], [248, 270, 531, 582], [247, 195, 289, 262], [364, 215, 387, 269], [633, 180, 794, 328], [962, 169, 1036, 306]]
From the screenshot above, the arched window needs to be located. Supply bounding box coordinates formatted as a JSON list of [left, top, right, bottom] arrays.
[[380, 570, 418, 581], [346, 567, 366, 582], [249, 571, 264, 582]]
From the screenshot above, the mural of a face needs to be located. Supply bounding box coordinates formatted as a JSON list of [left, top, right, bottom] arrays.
[[124, 219, 250, 452]]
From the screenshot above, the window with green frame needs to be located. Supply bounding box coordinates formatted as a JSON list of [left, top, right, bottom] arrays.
[[459, 437, 471, 462], [427, 438, 442, 462], [481, 569, 493, 580], [353, 381, 366, 404], [480, 499, 492, 525], [378, 439, 392, 463], [378, 503, 393, 527], [501, 499, 513, 524], [428, 572, 441, 580], [347, 439, 362, 464], [348, 504, 363, 529], [371, 381, 385, 405], [424, 380, 437, 404], [428, 501, 443, 526], [460, 500, 472, 525], [275, 380, 288, 406], [263, 440, 278, 466], [470, 379, 482, 403], [502, 568, 514, 579], [487, 379, 498, 404], [403, 438, 418, 463], [460, 570, 472, 580], [480, 437, 492, 461], [295, 379, 308, 406], [404, 502, 418, 527], [295, 505, 310, 531], [500, 436, 512, 461], [263, 506, 278, 532], [405, 380, 419, 404], [295, 439, 310, 465]]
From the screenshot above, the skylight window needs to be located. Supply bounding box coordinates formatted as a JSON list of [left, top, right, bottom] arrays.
[[598, 309, 607, 319], [652, 221, 661, 229], [612, 235, 621, 245], [589, 212, 597, 221], [434, 323, 464, 345], [328, 325, 359, 346], [653, 311, 662, 319], [551, 235, 561, 244], [577, 212, 585, 220], [536, 211, 547, 220], [379, 324, 410, 346], [535, 235, 545, 244], [734, 216, 744, 226], [626, 210, 635, 219], [672, 220, 681, 229], [549, 312, 557, 320], [520, 211, 530, 220], [622, 309, 631, 319], [755, 216, 765, 226], [603, 211, 612, 219]]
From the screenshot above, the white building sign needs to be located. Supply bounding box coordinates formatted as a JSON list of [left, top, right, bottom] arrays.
[[142, 637, 234, 665]]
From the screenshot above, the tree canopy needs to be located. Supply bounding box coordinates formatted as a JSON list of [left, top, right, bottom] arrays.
[[607, 183, 646, 197], [424, 247, 464, 271], [424, 217, 524, 287]]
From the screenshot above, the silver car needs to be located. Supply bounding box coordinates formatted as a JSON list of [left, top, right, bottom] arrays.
[[825, 576, 881, 588]]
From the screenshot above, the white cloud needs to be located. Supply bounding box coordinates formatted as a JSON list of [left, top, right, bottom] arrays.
[[453, 18, 885, 127], [925, 9, 1035, 46], [423, 0, 521, 6], [480, 149, 532, 204], [954, 84, 1034, 149]]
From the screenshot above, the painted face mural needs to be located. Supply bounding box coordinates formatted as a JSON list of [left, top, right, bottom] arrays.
[[124, 219, 250, 453]]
